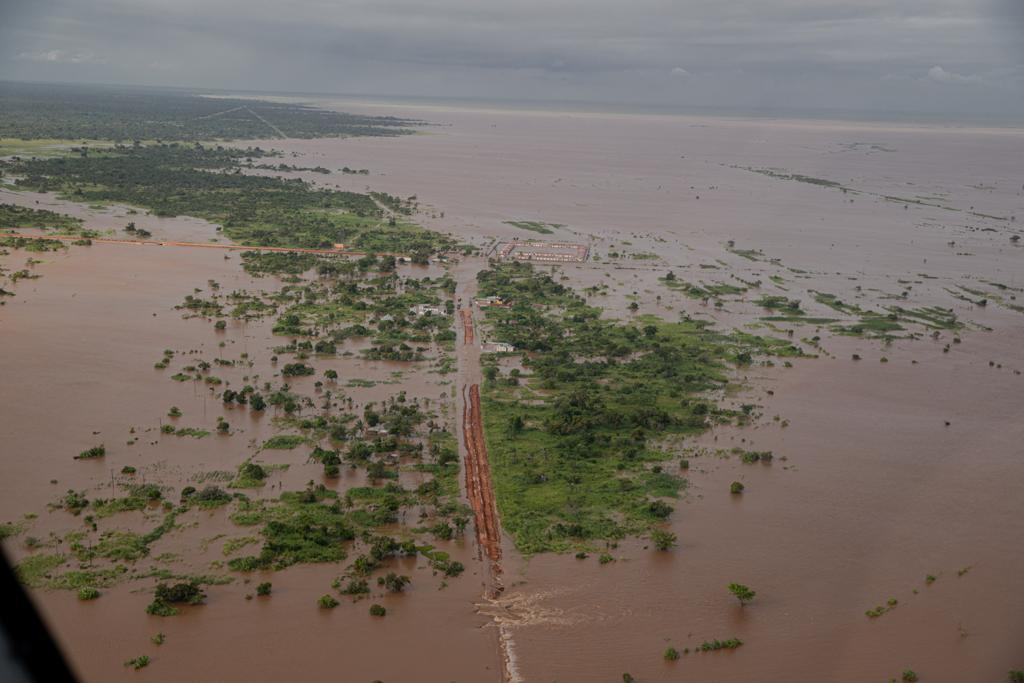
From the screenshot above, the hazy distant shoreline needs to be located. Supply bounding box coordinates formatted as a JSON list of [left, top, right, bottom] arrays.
[[2, 78, 1020, 131]]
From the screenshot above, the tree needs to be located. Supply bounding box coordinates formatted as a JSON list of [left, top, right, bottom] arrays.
[[651, 529, 677, 551], [377, 572, 411, 593], [318, 594, 339, 609], [728, 582, 756, 606]]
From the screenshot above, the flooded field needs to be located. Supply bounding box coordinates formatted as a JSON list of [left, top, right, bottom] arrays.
[[2, 101, 1023, 681], [0, 241, 501, 681]]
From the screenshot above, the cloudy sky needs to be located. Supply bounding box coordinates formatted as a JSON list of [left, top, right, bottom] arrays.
[[2, 0, 1023, 119]]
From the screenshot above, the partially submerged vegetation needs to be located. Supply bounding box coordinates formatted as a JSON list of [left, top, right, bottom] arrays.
[[476, 261, 802, 552], [504, 220, 564, 235], [1, 143, 454, 255]]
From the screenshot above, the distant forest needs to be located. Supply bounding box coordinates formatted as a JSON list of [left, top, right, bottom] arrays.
[[0, 81, 418, 141]]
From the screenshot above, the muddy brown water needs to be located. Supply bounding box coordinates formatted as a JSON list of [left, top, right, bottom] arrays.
[[2, 103, 1023, 681], [0, 242, 500, 682]]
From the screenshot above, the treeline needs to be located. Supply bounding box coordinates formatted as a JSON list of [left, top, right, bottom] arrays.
[[1, 144, 453, 254], [0, 203, 82, 231]]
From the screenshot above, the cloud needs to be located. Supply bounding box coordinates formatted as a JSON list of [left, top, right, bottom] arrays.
[[17, 49, 106, 65], [0, 1, 1021, 119], [925, 65, 979, 84]]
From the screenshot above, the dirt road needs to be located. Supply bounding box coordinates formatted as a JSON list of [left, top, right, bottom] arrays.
[[452, 258, 504, 597]]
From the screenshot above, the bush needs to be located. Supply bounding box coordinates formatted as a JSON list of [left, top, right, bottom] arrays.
[[340, 579, 369, 595], [256, 582, 272, 596], [730, 481, 745, 494], [664, 647, 680, 661], [651, 529, 677, 551], [369, 603, 386, 617], [902, 671, 918, 682], [318, 594, 339, 609], [77, 587, 101, 601], [699, 638, 743, 651], [646, 500, 673, 518], [124, 656, 150, 670], [282, 363, 315, 377], [194, 486, 231, 505], [75, 445, 105, 460], [377, 573, 411, 593], [156, 580, 205, 605]]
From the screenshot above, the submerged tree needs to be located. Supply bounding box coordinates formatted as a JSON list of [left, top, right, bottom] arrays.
[[728, 582, 756, 606]]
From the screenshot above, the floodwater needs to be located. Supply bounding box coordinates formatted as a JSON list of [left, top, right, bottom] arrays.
[[250, 102, 1023, 681], [0, 185, 223, 243], [0, 241, 501, 681], [2, 101, 1023, 681]]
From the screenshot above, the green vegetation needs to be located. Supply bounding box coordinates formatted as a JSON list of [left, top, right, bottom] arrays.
[[866, 598, 899, 618], [699, 638, 743, 651], [739, 450, 773, 464], [318, 594, 340, 609], [2, 143, 453, 255], [146, 580, 206, 616], [123, 655, 150, 671], [476, 262, 801, 552], [504, 220, 564, 234], [0, 235, 67, 252], [728, 582, 755, 605], [256, 582, 272, 597], [261, 434, 307, 450], [659, 272, 747, 300], [664, 647, 680, 661], [730, 481, 745, 495], [230, 462, 272, 489], [0, 81, 416, 141], [755, 295, 803, 315], [77, 587, 101, 600], [0, 203, 85, 234], [902, 670, 918, 682], [75, 444, 106, 460], [650, 529, 677, 551], [0, 520, 27, 539], [369, 603, 387, 617], [738, 166, 842, 188], [14, 553, 65, 588], [241, 251, 318, 276]]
